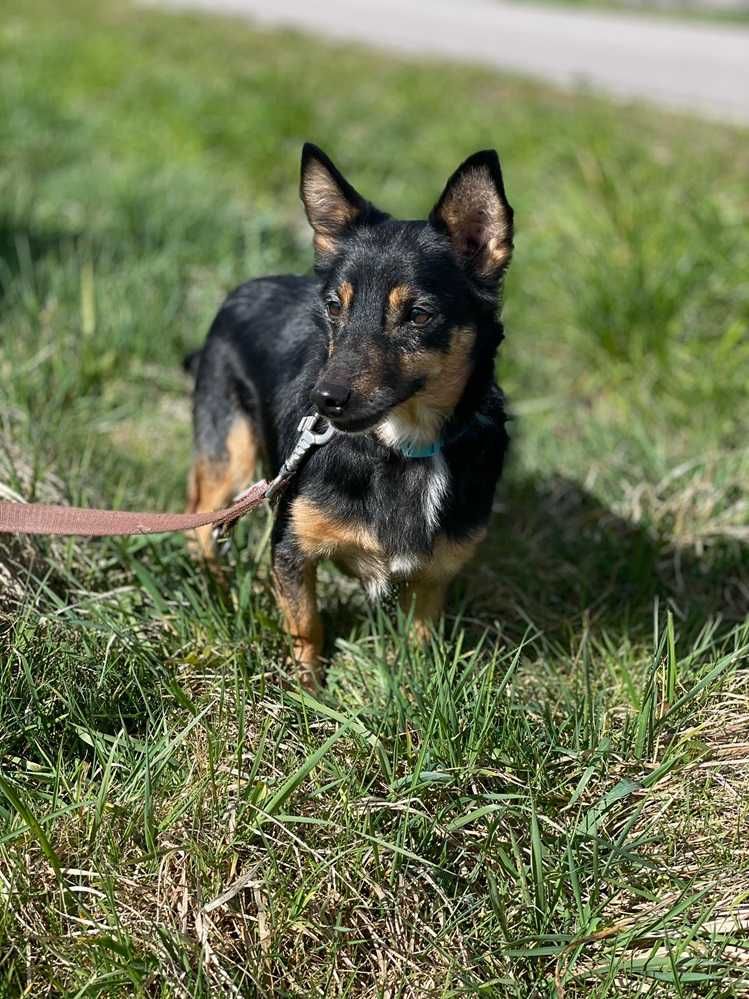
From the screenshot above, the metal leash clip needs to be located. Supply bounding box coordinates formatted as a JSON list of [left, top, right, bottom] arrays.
[[265, 414, 335, 503], [211, 413, 335, 545]]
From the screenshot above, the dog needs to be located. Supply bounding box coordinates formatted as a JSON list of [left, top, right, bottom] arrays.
[[187, 143, 513, 688]]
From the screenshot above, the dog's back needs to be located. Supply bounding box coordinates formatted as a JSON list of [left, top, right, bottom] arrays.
[[191, 274, 325, 475]]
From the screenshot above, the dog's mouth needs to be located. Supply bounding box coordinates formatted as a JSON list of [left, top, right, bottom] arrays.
[[324, 384, 421, 435], [328, 410, 386, 435]]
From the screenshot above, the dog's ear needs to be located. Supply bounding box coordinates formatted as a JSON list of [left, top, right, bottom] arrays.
[[300, 143, 385, 257], [429, 150, 513, 285]]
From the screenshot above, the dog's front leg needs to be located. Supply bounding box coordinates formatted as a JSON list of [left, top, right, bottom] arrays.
[[272, 538, 323, 689], [400, 576, 449, 643], [400, 532, 485, 643]]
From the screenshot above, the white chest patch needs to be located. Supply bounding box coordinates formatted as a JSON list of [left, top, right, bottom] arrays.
[[378, 411, 442, 452], [389, 553, 424, 577], [422, 454, 449, 534]]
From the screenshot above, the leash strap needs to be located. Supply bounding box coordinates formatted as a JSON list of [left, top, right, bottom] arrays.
[[0, 415, 335, 539], [0, 480, 270, 538]]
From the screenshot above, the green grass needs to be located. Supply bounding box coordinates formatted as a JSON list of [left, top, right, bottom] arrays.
[[508, 0, 749, 25], [1, 0, 748, 995]]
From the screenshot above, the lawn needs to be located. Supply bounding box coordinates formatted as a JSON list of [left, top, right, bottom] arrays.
[[0, 0, 748, 995], [509, 0, 749, 26]]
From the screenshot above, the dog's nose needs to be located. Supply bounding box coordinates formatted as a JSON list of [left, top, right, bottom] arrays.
[[311, 382, 351, 418]]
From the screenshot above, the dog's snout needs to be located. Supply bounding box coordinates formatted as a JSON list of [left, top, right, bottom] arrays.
[[311, 381, 351, 419]]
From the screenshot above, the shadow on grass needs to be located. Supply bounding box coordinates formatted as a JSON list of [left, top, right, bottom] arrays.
[[0, 218, 81, 306], [2, 468, 745, 764], [468, 473, 748, 651], [320, 469, 747, 675]]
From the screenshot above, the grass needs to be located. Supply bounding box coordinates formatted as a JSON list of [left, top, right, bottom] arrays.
[[0, 0, 748, 994], [508, 0, 749, 25]]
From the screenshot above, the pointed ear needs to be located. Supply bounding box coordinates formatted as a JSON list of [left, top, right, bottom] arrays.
[[300, 143, 385, 257], [429, 150, 513, 285]]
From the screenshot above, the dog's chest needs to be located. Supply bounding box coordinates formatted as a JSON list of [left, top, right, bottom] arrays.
[[291, 454, 450, 597]]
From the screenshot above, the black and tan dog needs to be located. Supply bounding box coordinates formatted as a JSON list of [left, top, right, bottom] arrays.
[[187, 144, 513, 687]]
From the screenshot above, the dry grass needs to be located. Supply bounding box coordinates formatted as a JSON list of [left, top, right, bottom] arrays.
[[1, 0, 748, 994]]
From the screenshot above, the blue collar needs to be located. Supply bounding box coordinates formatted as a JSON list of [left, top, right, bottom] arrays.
[[395, 414, 493, 459], [398, 439, 443, 459]]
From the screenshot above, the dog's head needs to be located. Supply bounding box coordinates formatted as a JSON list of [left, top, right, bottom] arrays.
[[301, 143, 513, 448]]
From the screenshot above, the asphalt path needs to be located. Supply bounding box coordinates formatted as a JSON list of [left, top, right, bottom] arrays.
[[153, 0, 749, 124]]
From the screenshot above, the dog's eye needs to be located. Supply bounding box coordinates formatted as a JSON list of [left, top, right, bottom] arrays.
[[325, 299, 342, 319], [409, 307, 432, 327]]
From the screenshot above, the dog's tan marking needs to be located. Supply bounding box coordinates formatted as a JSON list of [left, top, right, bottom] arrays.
[[437, 166, 512, 278], [400, 530, 485, 640], [273, 559, 323, 690], [401, 326, 476, 412], [292, 497, 381, 561], [428, 530, 486, 578], [378, 325, 476, 445], [338, 280, 354, 310], [401, 577, 449, 642], [291, 497, 392, 595], [386, 284, 413, 328], [187, 417, 259, 565], [324, 281, 354, 353]]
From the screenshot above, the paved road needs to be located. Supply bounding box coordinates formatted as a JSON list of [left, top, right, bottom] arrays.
[[154, 0, 749, 125]]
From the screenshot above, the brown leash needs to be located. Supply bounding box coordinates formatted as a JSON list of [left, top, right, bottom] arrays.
[[0, 415, 335, 539], [0, 480, 270, 538]]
